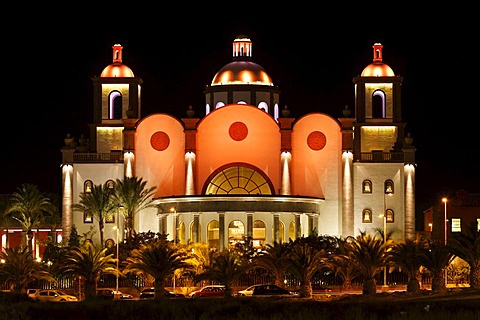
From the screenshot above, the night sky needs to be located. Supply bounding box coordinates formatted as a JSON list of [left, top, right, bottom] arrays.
[[1, 6, 476, 222]]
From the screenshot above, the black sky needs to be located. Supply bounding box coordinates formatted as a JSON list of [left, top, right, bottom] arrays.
[[1, 6, 477, 220]]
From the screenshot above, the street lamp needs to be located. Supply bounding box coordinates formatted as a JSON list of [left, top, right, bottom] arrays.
[[170, 207, 177, 290], [114, 206, 124, 294], [442, 197, 448, 288], [379, 186, 393, 291]]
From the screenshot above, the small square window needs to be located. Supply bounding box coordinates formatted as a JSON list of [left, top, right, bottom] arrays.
[[451, 218, 461, 232]]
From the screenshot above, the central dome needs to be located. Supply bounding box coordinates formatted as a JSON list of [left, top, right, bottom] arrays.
[[211, 61, 273, 86]]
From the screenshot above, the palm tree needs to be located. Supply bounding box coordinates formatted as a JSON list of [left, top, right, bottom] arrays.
[[111, 177, 157, 239], [0, 246, 56, 294], [449, 221, 480, 290], [124, 239, 192, 300], [6, 183, 53, 254], [44, 193, 63, 242], [195, 249, 250, 298], [330, 237, 362, 290], [388, 238, 424, 293], [60, 241, 117, 300], [347, 232, 386, 295], [0, 196, 12, 249], [417, 239, 454, 293], [252, 241, 290, 287], [282, 235, 335, 298], [73, 182, 116, 246]]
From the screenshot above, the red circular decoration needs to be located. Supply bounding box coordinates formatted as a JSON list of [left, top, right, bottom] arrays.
[[150, 131, 170, 151], [307, 131, 327, 151], [229, 122, 248, 141]]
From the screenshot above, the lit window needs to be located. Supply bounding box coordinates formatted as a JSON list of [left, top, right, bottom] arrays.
[[477, 218, 480, 232], [105, 213, 114, 224], [451, 218, 461, 233], [386, 209, 394, 223], [84, 180, 93, 193], [106, 180, 115, 189], [362, 209, 372, 223], [385, 180, 394, 194], [84, 211, 93, 223], [362, 180, 372, 193]]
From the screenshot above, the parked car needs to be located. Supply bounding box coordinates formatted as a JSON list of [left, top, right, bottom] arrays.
[[33, 289, 78, 302], [189, 285, 225, 298], [139, 287, 185, 299], [96, 288, 134, 300], [237, 284, 294, 297], [27, 288, 40, 299]]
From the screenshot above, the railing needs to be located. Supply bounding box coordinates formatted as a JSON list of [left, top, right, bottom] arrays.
[[73, 152, 123, 163], [360, 151, 405, 162]]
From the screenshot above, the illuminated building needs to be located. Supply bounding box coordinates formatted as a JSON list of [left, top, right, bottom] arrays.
[[60, 37, 416, 249]]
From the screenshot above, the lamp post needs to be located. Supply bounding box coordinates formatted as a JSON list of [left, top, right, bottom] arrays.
[[442, 197, 448, 288], [170, 207, 177, 290], [114, 206, 123, 295], [381, 187, 393, 291]]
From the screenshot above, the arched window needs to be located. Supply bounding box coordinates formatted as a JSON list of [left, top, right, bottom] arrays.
[[207, 220, 219, 248], [252, 220, 266, 248], [258, 101, 269, 113], [215, 101, 225, 109], [385, 180, 394, 194], [84, 211, 93, 223], [273, 221, 285, 243], [189, 221, 201, 244], [178, 222, 185, 244], [204, 163, 274, 195], [372, 90, 386, 118], [288, 221, 295, 241], [362, 209, 372, 223], [228, 220, 245, 247], [84, 180, 93, 193], [362, 180, 372, 193], [386, 209, 394, 223], [108, 91, 123, 119], [106, 180, 115, 189]]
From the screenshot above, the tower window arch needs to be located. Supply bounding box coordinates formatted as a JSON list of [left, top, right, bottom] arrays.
[[258, 101, 269, 114], [372, 90, 386, 118], [108, 91, 123, 119]]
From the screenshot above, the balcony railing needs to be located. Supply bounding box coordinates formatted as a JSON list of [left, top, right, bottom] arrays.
[[360, 151, 405, 162], [73, 152, 123, 163]]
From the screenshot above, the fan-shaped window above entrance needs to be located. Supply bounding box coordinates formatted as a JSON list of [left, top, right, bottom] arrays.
[[204, 164, 274, 195]]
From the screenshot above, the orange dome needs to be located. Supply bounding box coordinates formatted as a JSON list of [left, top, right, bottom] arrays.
[[361, 43, 395, 77], [211, 61, 273, 86], [100, 63, 134, 78], [100, 44, 134, 78]]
